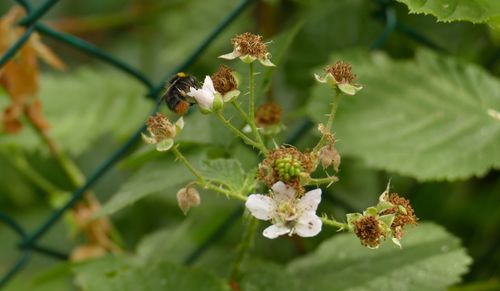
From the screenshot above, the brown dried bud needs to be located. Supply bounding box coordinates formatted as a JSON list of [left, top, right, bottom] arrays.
[[255, 102, 282, 128], [177, 186, 201, 215], [318, 145, 341, 171], [381, 194, 418, 240], [211, 64, 238, 95], [231, 32, 268, 59], [326, 61, 356, 84], [353, 215, 385, 249], [146, 113, 176, 140]]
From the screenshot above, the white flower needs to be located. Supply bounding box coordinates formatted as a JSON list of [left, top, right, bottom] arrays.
[[245, 181, 322, 239], [187, 76, 222, 113]]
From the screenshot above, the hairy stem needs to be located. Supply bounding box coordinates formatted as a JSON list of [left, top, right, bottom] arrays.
[[321, 216, 348, 230], [171, 145, 205, 184], [247, 62, 268, 154], [214, 111, 266, 153], [309, 176, 339, 186], [314, 91, 342, 152]]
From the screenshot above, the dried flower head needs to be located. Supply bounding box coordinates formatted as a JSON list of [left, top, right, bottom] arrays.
[[315, 61, 362, 96], [219, 32, 275, 67], [142, 113, 184, 151], [380, 193, 418, 240], [255, 102, 282, 127], [176, 186, 201, 215], [211, 64, 240, 102], [258, 147, 314, 193], [353, 215, 385, 249]]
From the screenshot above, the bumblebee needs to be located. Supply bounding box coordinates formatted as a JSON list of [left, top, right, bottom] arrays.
[[161, 72, 199, 115]]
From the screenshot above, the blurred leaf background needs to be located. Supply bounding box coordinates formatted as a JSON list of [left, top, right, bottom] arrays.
[[0, 0, 499, 290]]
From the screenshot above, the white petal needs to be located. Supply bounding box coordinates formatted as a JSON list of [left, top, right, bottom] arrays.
[[294, 212, 322, 237], [263, 224, 290, 239], [187, 87, 214, 110], [245, 194, 275, 220], [297, 188, 321, 212], [271, 181, 296, 201], [314, 73, 327, 83], [202, 76, 216, 93]]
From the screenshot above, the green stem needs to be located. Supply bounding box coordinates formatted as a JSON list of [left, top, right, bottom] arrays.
[[309, 176, 339, 186], [231, 100, 251, 124], [314, 91, 342, 152], [247, 62, 268, 154], [230, 216, 258, 281], [171, 145, 205, 184], [214, 111, 266, 153], [321, 216, 347, 230], [204, 183, 247, 202]]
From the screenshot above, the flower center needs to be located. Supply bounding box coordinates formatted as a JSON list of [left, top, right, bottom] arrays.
[[255, 102, 282, 127], [232, 32, 268, 59], [211, 64, 237, 94], [146, 113, 176, 140], [326, 61, 356, 84], [276, 200, 298, 222]]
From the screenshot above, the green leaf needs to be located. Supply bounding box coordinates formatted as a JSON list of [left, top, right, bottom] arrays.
[[95, 152, 200, 217], [73, 256, 229, 291], [0, 68, 152, 156], [396, 0, 500, 24], [238, 260, 308, 291], [200, 158, 255, 193], [287, 223, 472, 291], [308, 49, 500, 181]]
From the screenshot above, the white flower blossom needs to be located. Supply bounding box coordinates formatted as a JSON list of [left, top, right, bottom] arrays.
[[245, 181, 322, 239], [187, 76, 222, 112]]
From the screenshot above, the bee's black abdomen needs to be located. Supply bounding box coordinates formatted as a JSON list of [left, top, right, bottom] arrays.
[[162, 73, 199, 115]]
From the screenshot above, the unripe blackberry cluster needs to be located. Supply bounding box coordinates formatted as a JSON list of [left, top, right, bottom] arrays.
[[274, 155, 302, 182]]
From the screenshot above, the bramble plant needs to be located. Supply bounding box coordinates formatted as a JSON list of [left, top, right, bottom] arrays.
[[143, 32, 417, 248]]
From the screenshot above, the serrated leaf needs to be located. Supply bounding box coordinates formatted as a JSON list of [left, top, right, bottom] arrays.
[[396, 0, 500, 24], [0, 68, 152, 155], [287, 223, 472, 291], [307, 49, 500, 181], [200, 158, 255, 193], [73, 256, 229, 291]]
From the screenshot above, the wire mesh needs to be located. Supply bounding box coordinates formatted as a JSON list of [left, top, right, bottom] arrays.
[[0, 0, 445, 287]]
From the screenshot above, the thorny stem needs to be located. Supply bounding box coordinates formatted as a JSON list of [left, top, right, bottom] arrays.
[[321, 216, 348, 230], [247, 62, 268, 154], [314, 91, 342, 152], [309, 176, 339, 186], [171, 145, 247, 201], [171, 145, 206, 184], [204, 183, 247, 202], [214, 110, 267, 153], [231, 100, 251, 125], [229, 216, 258, 282]]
